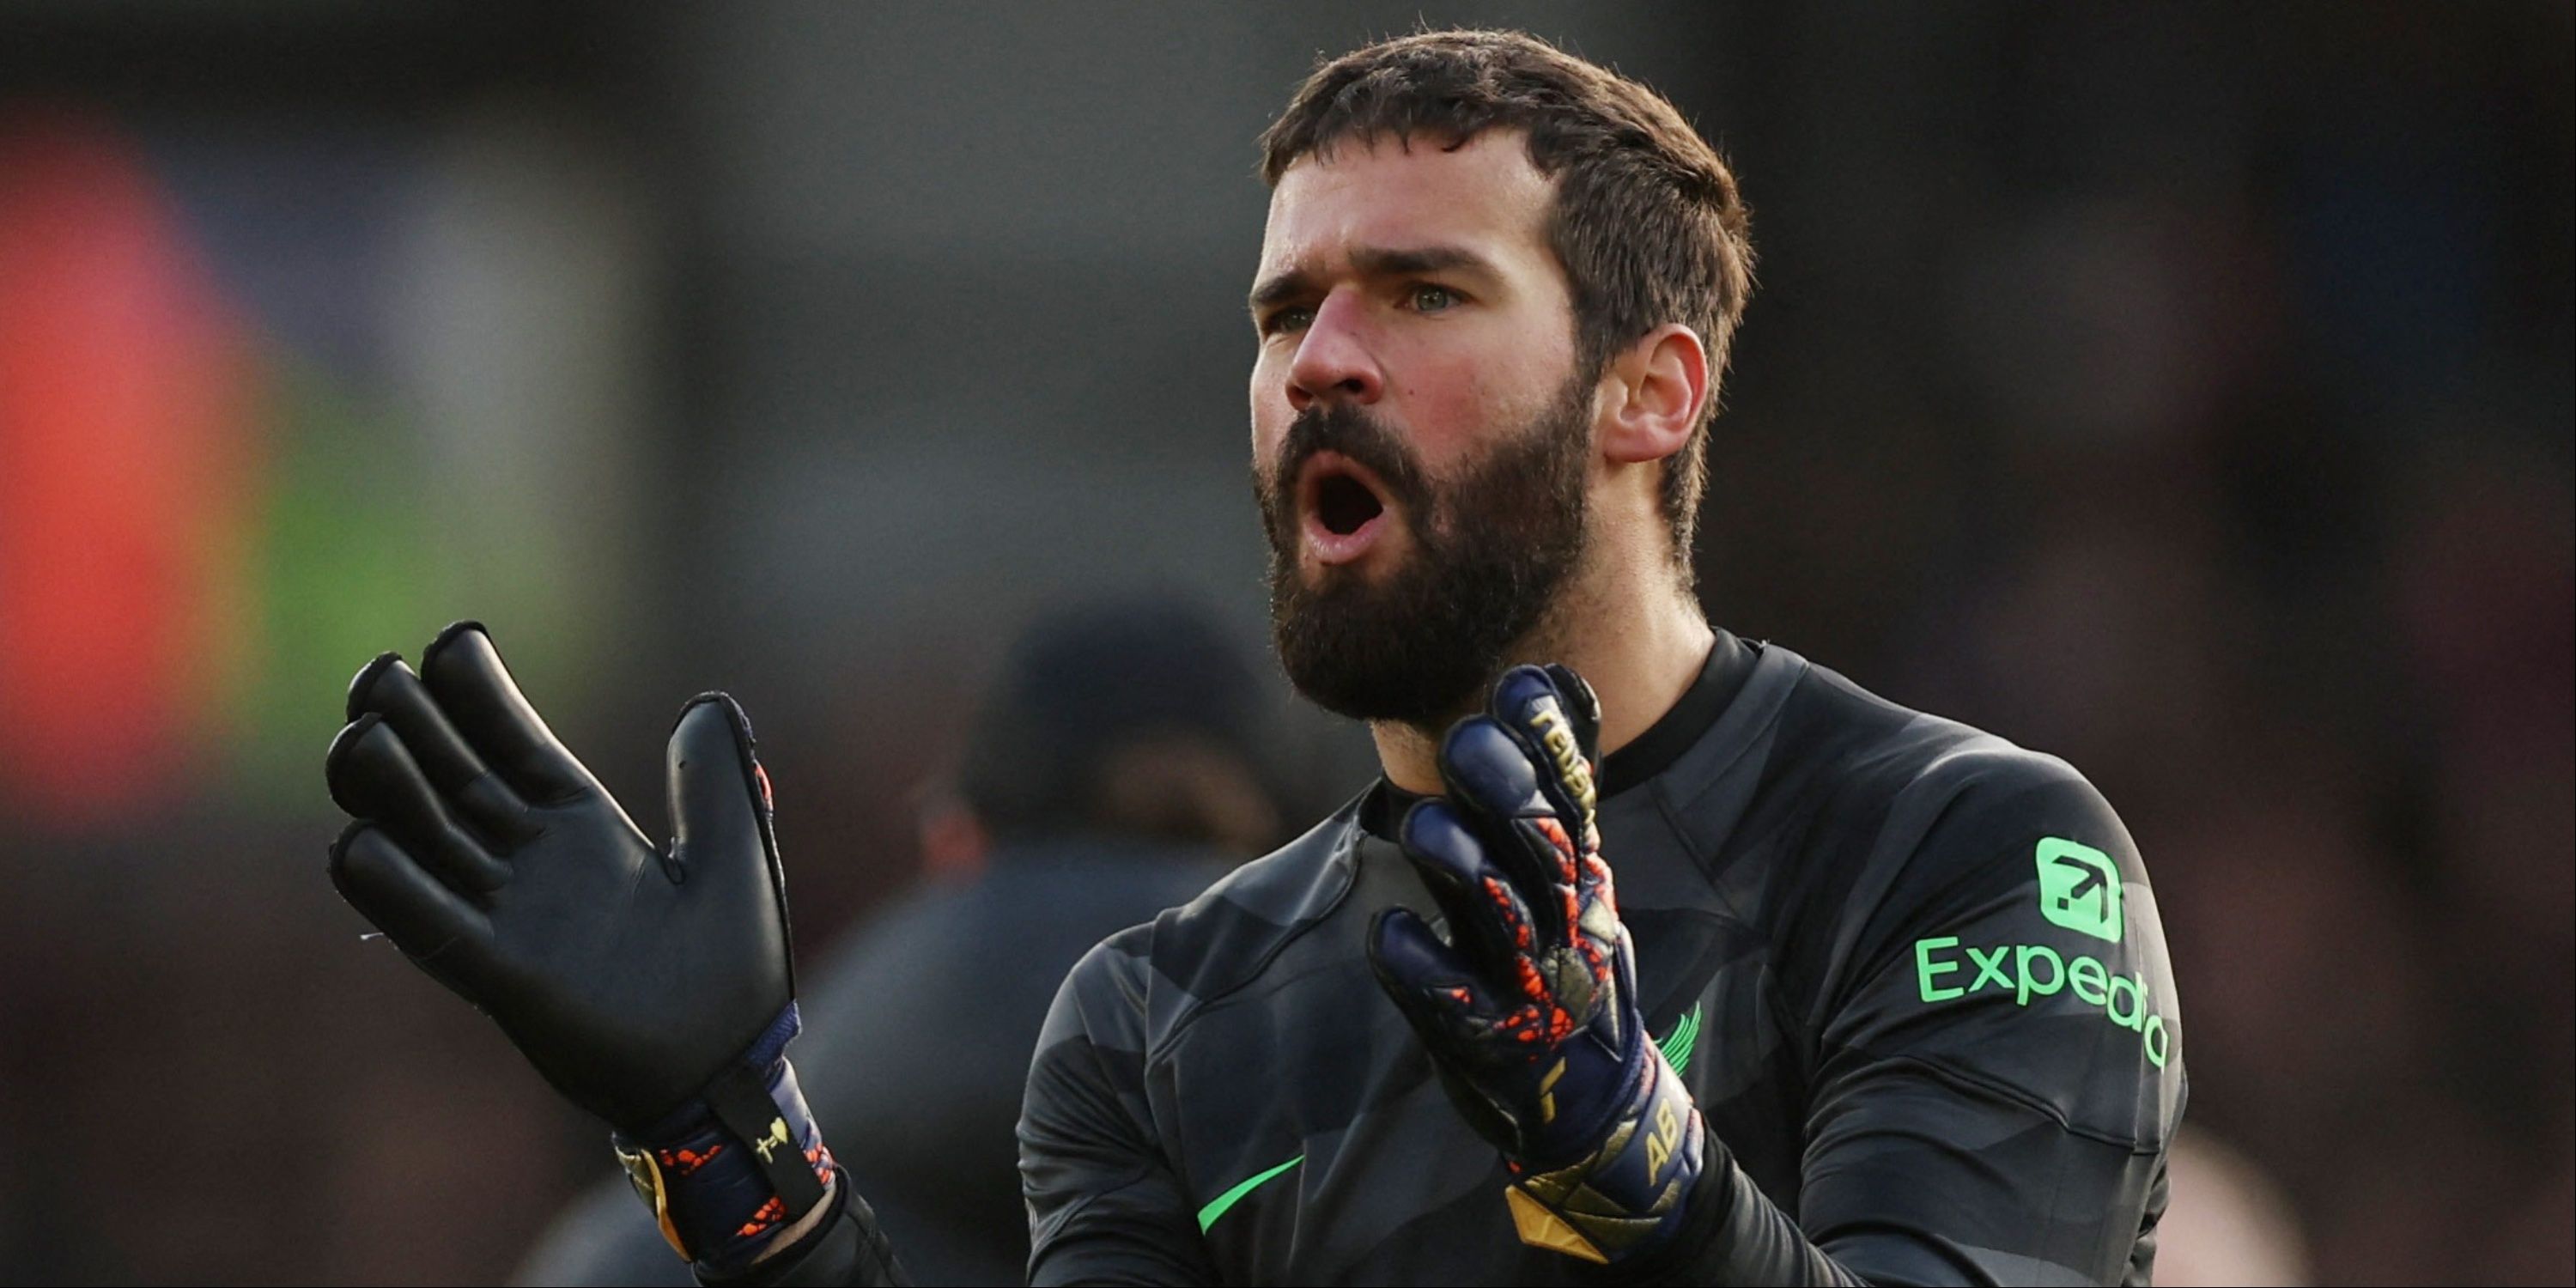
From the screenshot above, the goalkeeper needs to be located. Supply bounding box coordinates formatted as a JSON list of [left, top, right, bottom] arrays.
[[324, 28, 2183, 1286]]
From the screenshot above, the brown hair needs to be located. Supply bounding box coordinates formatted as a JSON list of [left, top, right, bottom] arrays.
[[1259, 28, 1755, 574]]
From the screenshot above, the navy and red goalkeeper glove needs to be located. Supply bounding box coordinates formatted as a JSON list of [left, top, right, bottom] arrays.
[[1367, 664, 1704, 1265], [323, 623, 835, 1271]]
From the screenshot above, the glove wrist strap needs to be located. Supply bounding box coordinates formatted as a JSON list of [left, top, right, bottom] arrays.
[[702, 1061, 829, 1218], [1504, 1047, 1703, 1265], [612, 1006, 835, 1270]]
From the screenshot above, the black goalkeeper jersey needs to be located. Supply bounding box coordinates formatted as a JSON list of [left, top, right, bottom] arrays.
[[740, 634, 2184, 1286]]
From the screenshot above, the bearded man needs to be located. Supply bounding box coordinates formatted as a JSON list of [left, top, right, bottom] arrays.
[[325, 28, 2182, 1287]]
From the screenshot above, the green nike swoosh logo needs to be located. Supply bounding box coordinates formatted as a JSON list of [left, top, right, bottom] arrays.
[[1196, 1006, 1697, 1236], [1657, 1001, 1702, 1078], [1197, 1154, 1303, 1233]]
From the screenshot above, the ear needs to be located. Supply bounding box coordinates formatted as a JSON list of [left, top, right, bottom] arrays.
[[1597, 323, 1710, 466]]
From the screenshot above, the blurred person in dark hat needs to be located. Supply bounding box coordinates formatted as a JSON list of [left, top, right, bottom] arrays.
[[509, 596, 1277, 1286]]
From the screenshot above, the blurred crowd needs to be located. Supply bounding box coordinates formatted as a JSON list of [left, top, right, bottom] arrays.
[[0, 3, 2567, 1285], [1696, 11, 2575, 1278]]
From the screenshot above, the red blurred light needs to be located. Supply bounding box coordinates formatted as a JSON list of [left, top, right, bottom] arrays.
[[0, 110, 253, 823]]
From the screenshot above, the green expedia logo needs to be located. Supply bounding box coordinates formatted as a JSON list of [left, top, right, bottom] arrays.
[[1913, 935, 2172, 1067], [2036, 836, 2122, 943], [1908, 835, 2170, 1070]]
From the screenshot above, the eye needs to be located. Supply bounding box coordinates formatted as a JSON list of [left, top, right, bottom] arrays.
[[1260, 306, 1315, 337], [1407, 283, 1462, 314]]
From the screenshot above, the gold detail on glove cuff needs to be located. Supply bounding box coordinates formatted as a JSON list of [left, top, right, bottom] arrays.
[[616, 1143, 690, 1261], [1538, 1057, 1567, 1125], [750, 1115, 792, 1162], [1503, 1053, 1699, 1263], [1505, 1185, 1608, 1264]]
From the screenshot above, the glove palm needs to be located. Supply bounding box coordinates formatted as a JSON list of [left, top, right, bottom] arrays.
[[324, 623, 793, 1134]]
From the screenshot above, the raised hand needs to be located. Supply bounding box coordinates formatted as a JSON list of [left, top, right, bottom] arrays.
[[1368, 664, 1703, 1264], [325, 623, 829, 1266]]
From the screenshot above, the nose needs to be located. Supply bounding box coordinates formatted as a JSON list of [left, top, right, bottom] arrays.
[[1285, 293, 1384, 414]]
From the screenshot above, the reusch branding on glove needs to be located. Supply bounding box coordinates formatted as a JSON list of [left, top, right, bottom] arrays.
[[1911, 836, 2172, 1069], [1523, 697, 1596, 818]]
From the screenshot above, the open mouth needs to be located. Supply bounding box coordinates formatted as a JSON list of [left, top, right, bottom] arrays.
[[1315, 471, 1383, 535], [1296, 453, 1396, 566]]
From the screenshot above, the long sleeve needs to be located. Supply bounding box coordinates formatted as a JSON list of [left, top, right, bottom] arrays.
[[1623, 758, 2184, 1285]]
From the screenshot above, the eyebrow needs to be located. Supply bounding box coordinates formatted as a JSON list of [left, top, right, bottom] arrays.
[[1248, 245, 1501, 313]]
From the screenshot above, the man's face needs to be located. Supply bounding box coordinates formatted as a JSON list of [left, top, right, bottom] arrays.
[[1249, 131, 1598, 726]]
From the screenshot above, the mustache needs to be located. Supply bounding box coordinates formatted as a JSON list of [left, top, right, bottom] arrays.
[[1268, 403, 1428, 511]]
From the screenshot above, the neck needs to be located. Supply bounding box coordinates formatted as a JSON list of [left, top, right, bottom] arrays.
[[1371, 562, 1713, 795]]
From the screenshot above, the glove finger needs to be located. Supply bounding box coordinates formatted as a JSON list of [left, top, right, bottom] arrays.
[[1367, 906, 1503, 1034], [1399, 799, 1544, 971], [1437, 715, 1550, 821], [1496, 666, 1617, 932], [1432, 718, 1571, 941], [416, 622, 596, 803], [664, 693, 792, 963], [328, 822, 494, 968], [1485, 665, 1599, 830], [1536, 663, 1602, 767], [347, 653, 538, 845], [325, 716, 513, 894]]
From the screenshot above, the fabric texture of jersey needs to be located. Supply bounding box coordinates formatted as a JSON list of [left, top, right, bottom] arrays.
[[1017, 635, 2184, 1285]]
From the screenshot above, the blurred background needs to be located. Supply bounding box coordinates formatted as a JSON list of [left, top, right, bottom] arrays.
[[0, 3, 2567, 1284]]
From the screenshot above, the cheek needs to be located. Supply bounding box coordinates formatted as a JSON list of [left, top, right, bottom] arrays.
[[1388, 341, 1530, 469], [1249, 359, 1290, 464]]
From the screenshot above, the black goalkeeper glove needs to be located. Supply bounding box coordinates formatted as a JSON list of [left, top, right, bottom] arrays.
[[324, 622, 833, 1267], [1367, 664, 1704, 1265]]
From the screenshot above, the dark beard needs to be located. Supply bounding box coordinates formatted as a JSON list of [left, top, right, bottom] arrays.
[[1256, 381, 1592, 729]]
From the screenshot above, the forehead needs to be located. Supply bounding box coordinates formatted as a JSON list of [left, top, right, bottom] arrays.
[[1258, 130, 1556, 278]]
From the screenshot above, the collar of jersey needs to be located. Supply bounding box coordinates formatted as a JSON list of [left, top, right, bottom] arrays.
[[1358, 631, 1759, 841]]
